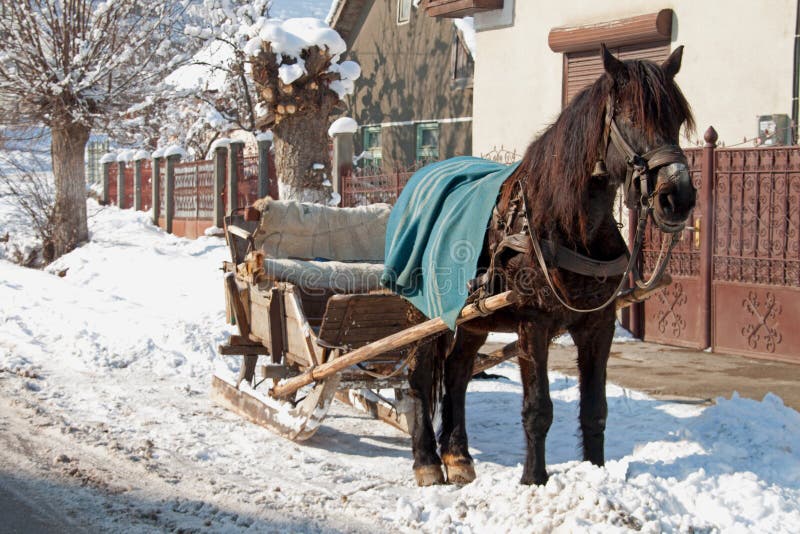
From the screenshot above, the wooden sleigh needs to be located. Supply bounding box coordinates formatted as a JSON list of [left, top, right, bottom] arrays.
[[212, 200, 668, 441]]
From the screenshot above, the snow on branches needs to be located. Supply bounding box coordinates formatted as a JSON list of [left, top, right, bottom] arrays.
[[243, 17, 361, 126], [0, 1, 195, 131]]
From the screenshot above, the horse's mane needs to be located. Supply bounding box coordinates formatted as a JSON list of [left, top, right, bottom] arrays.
[[513, 57, 695, 243]]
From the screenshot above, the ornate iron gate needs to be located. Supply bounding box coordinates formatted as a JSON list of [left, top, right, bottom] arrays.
[[642, 146, 707, 349], [641, 128, 800, 362], [711, 147, 800, 362]]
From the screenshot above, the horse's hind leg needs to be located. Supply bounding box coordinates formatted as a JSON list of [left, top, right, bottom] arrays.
[[407, 343, 445, 486], [568, 308, 615, 466], [439, 328, 485, 485], [518, 320, 553, 485]]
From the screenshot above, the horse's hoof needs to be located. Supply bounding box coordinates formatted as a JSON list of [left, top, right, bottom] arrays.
[[414, 465, 445, 486], [444, 462, 476, 485], [520, 471, 549, 486], [442, 454, 476, 485]]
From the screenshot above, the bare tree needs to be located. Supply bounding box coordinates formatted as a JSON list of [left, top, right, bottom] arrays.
[[0, 1, 195, 259]]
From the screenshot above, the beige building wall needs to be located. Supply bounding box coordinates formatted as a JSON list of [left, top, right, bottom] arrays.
[[473, 0, 798, 156]]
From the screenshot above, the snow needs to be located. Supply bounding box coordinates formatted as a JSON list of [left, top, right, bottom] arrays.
[[151, 147, 165, 159], [256, 130, 274, 142], [278, 62, 306, 85], [165, 40, 232, 92], [1, 192, 799, 531], [132, 150, 150, 161], [328, 117, 358, 137], [99, 152, 117, 164], [253, 18, 346, 59], [163, 145, 187, 159], [116, 149, 137, 163], [208, 137, 232, 153]]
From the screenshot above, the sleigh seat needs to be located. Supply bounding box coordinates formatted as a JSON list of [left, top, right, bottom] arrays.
[[251, 197, 391, 294]]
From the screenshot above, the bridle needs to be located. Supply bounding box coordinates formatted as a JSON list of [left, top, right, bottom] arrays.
[[521, 94, 690, 313]]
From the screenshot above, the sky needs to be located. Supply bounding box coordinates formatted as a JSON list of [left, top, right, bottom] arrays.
[[269, 0, 333, 20]]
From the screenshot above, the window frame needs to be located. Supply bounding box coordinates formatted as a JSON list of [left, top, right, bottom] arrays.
[[397, 0, 412, 25], [416, 122, 440, 163], [361, 125, 382, 167]]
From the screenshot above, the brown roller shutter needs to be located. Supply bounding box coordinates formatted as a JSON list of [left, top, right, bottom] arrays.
[[562, 41, 671, 107]]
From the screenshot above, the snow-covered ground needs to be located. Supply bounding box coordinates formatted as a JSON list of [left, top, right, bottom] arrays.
[[1, 197, 799, 532]]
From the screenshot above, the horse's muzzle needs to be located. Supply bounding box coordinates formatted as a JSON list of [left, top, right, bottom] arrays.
[[652, 163, 695, 233]]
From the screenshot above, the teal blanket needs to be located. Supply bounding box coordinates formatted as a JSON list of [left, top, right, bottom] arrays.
[[381, 156, 521, 329]]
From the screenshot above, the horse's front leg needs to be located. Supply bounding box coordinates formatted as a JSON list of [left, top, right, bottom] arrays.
[[568, 308, 615, 466], [407, 344, 445, 486], [439, 328, 485, 485], [518, 321, 553, 485]]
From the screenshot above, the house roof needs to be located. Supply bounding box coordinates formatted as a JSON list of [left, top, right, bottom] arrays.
[[327, 0, 373, 47]]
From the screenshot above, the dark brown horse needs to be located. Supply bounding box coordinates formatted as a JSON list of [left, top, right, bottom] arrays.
[[407, 45, 696, 486]]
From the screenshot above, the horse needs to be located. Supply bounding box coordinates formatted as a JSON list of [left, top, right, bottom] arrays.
[[406, 44, 696, 486]]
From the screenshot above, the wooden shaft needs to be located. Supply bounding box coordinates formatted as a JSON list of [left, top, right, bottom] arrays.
[[270, 273, 672, 399], [270, 290, 518, 398], [471, 274, 673, 374]]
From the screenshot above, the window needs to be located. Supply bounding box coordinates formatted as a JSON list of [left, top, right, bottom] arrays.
[[362, 126, 382, 167], [549, 10, 674, 107], [397, 0, 411, 25], [416, 123, 440, 163], [562, 43, 670, 106], [452, 31, 474, 83]]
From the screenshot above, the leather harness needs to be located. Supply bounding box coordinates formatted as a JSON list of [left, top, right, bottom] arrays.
[[471, 95, 689, 313]]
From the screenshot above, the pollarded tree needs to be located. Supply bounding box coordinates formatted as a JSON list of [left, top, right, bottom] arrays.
[[0, 1, 195, 258], [244, 18, 361, 203]]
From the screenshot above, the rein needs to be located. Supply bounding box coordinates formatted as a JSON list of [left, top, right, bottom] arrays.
[[487, 97, 687, 314]]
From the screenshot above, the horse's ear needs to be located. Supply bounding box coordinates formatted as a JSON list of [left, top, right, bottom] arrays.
[[601, 44, 625, 81], [662, 45, 684, 79]]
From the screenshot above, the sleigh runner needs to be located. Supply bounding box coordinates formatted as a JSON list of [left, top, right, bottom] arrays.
[[213, 193, 670, 441]]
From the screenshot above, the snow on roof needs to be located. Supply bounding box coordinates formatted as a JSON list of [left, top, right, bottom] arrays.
[[454, 17, 476, 58], [163, 145, 187, 158], [328, 117, 358, 137]]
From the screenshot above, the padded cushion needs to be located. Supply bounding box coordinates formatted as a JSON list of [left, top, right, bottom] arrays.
[[263, 258, 385, 294], [253, 197, 391, 262]]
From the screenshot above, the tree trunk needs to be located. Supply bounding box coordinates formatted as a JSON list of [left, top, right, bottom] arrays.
[[51, 123, 90, 258], [273, 110, 334, 203]]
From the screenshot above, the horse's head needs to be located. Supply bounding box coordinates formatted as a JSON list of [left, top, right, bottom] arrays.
[[599, 45, 696, 233]]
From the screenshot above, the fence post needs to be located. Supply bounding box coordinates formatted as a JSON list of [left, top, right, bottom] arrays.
[[102, 161, 111, 205], [165, 153, 181, 234], [257, 134, 272, 199], [699, 126, 718, 350], [152, 154, 162, 226], [227, 140, 244, 214], [213, 145, 227, 227], [133, 158, 143, 211], [332, 131, 354, 200], [117, 160, 126, 208]]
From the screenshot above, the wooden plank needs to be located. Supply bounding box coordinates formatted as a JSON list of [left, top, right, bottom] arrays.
[[219, 344, 269, 356]]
